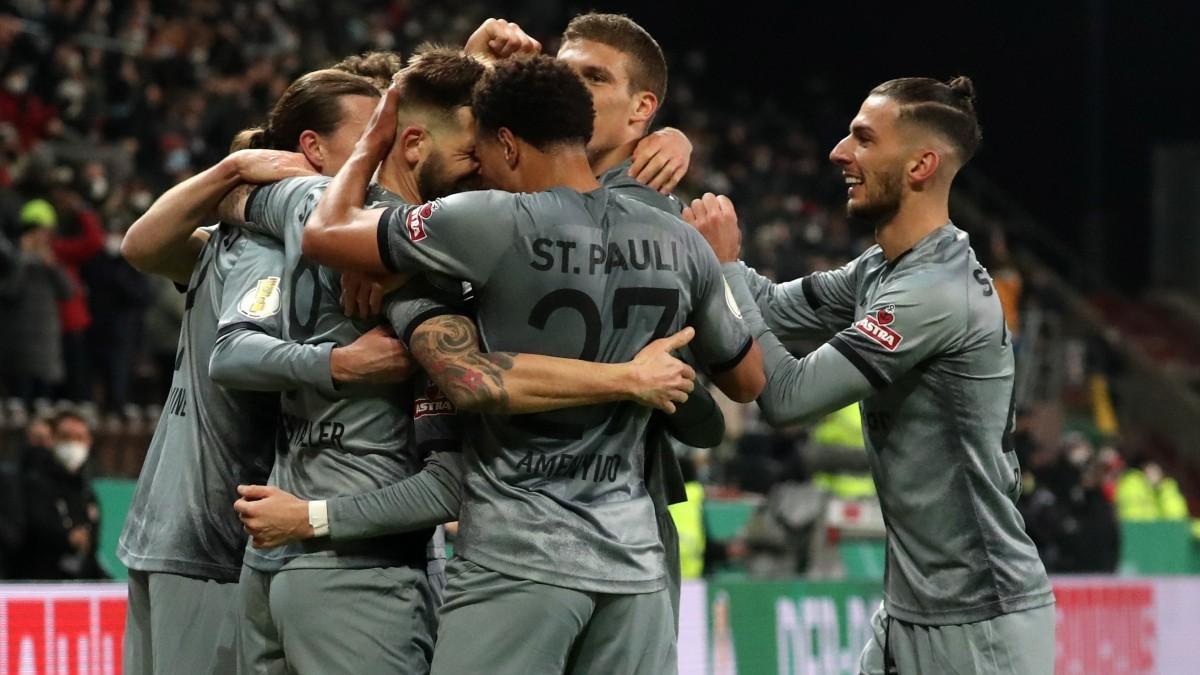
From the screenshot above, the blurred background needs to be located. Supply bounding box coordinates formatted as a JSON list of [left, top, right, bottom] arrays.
[[0, 1, 1198, 674]]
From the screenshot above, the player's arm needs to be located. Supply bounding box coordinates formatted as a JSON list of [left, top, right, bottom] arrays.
[[385, 279, 696, 415], [685, 192, 861, 339], [725, 268, 963, 427], [682, 195, 765, 403], [207, 232, 414, 394], [235, 449, 465, 547], [123, 151, 313, 285], [408, 314, 696, 415]]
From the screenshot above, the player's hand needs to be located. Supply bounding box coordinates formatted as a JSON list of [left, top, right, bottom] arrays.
[[330, 325, 415, 385], [683, 193, 741, 263], [229, 149, 316, 184], [340, 271, 412, 318], [234, 485, 313, 548], [359, 84, 402, 158], [464, 18, 541, 64], [630, 127, 692, 194], [627, 327, 697, 414]]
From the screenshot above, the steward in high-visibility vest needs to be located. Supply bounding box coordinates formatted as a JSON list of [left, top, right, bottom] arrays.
[[669, 481, 706, 579], [1116, 466, 1189, 521]]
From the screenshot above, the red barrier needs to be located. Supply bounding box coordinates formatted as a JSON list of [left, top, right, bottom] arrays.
[[0, 584, 126, 675]]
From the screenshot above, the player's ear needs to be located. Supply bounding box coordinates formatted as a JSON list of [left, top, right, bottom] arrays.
[[629, 90, 658, 128], [908, 148, 941, 188], [399, 126, 426, 167], [298, 130, 324, 173], [498, 127, 519, 169]]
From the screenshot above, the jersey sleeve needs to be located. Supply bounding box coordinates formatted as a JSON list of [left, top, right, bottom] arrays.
[[827, 274, 964, 388], [724, 255, 862, 340], [326, 449, 465, 540], [242, 176, 331, 242], [382, 275, 472, 348], [723, 267, 964, 427], [208, 232, 337, 396], [375, 190, 519, 287], [684, 231, 753, 374]]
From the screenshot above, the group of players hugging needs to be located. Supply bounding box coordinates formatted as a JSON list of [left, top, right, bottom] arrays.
[[116, 11, 1056, 675]]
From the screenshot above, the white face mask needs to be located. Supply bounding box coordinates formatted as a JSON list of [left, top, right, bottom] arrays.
[[53, 441, 89, 473]]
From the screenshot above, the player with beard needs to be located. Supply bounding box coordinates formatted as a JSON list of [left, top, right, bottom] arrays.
[[295, 55, 763, 675], [689, 77, 1055, 675]]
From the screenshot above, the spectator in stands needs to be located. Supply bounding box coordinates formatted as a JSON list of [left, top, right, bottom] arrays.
[[83, 224, 153, 411], [47, 172, 105, 401], [14, 410, 104, 580], [1021, 434, 1120, 572], [0, 417, 52, 578], [1116, 458, 1190, 521], [0, 200, 74, 402]]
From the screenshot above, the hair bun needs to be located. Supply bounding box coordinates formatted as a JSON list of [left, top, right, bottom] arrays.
[[230, 126, 268, 152], [947, 76, 976, 107]]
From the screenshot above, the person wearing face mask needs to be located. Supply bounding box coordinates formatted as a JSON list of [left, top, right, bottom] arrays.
[[15, 410, 105, 580]]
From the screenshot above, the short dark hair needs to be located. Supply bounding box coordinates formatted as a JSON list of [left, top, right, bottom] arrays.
[[562, 13, 667, 105], [870, 76, 982, 163], [472, 55, 594, 151], [331, 50, 403, 88], [232, 69, 380, 151], [391, 45, 486, 129], [52, 409, 89, 432]]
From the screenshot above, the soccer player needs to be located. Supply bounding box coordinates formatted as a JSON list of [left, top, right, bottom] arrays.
[[464, 12, 702, 628], [115, 69, 395, 675], [298, 56, 764, 674], [689, 77, 1055, 674], [214, 50, 700, 675]]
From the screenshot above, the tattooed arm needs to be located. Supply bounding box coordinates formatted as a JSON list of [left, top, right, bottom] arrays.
[[409, 314, 699, 415]]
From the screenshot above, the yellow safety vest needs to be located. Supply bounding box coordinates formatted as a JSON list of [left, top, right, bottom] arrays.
[[669, 482, 706, 579]]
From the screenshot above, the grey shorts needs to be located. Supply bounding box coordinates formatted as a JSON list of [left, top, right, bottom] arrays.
[[238, 564, 439, 675], [430, 558, 676, 675], [123, 570, 239, 675], [859, 601, 1056, 675]]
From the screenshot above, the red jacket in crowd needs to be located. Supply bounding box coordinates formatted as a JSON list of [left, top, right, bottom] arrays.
[[52, 209, 104, 333]]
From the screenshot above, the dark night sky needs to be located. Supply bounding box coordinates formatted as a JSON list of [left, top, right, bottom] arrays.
[[546, 0, 1200, 290]]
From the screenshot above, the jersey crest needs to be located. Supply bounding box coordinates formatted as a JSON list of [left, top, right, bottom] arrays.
[[237, 276, 282, 319], [855, 304, 903, 351]]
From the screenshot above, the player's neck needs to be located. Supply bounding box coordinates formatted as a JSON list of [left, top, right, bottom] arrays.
[[375, 151, 423, 205], [521, 144, 602, 194], [876, 198, 950, 262], [588, 138, 639, 177]]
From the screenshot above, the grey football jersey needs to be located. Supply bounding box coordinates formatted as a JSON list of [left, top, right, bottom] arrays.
[[238, 176, 451, 571], [724, 223, 1053, 625], [376, 187, 752, 593], [118, 226, 296, 581], [600, 159, 694, 512]]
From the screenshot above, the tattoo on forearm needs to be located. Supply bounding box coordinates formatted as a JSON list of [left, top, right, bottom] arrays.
[[411, 315, 516, 413]]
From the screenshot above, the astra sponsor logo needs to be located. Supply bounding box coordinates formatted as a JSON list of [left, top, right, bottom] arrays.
[[405, 202, 439, 242], [414, 383, 455, 419], [854, 305, 902, 351]]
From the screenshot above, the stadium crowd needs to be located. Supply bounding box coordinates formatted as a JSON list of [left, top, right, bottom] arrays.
[[0, 0, 1192, 584]]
